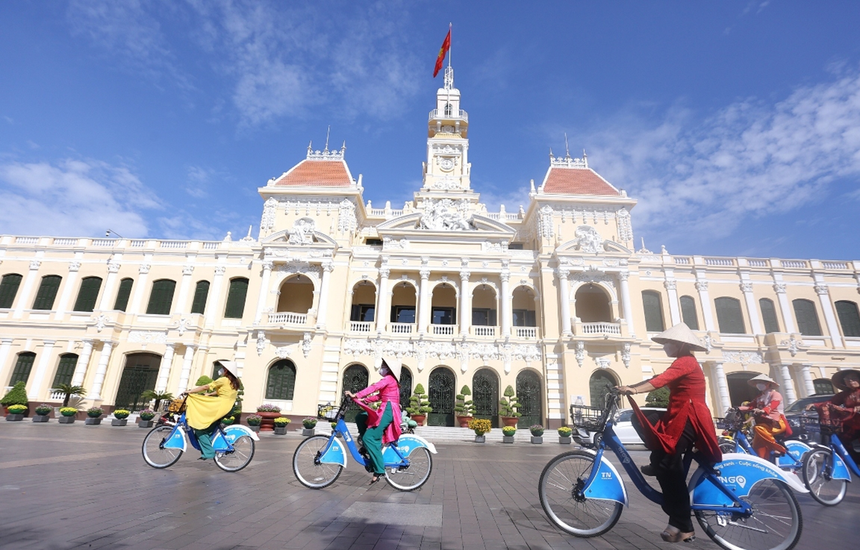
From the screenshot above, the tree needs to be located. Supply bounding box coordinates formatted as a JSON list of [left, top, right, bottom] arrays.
[[499, 385, 521, 417], [645, 386, 670, 408], [1, 381, 29, 407], [406, 383, 432, 416], [141, 389, 174, 412], [454, 385, 475, 416], [52, 383, 87, 407]]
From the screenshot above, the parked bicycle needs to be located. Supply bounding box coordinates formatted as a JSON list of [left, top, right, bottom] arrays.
[[141, 396, 259, 472], [717, 407, 813, 477], [801, 413, 860, 506], [540, 388, 809, 550], [292, 395, 436, 491]]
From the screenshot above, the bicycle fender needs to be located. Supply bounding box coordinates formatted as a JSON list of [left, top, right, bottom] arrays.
[[223, 424, 260, 442], [382, 434, 438, 462], [691, 453, 808, 507], [318, 437, 347, 467], [775, 440, 811, 469], [162, 428, 187, 452], [580, 451, 629, 506], [807, 443, 851, 480]]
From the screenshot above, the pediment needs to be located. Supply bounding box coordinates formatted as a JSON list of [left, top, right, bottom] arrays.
[[556, 238, 631, 255], [377, 212, 516, 236], [261, 228, 338, 248]]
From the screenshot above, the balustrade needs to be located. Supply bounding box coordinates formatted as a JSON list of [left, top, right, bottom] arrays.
[[389, 322, 415, 334], [580, 322, 621, 336], [471, 326, 496, 337], [431, 324, 456, 336], [349, 321, 372, 333], [267, 312, 307, 325]]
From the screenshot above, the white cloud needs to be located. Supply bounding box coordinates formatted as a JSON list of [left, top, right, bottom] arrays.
[[185, 165, 215, 198], [0, 158, 161, 238]]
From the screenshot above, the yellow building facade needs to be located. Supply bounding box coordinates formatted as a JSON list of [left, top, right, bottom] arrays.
[[2, 67, 859, 427]]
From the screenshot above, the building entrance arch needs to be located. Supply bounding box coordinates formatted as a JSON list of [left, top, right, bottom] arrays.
[[726, 371, 759, 407], [341, 364, 368, 422], [517, 370, 543, 428], [589, 370, 617, 408], [115, 353, 161, 411], [472, 368, 499, 427], [428, 367, 456, 426]]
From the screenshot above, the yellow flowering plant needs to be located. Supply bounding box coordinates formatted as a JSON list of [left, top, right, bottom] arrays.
[[502, 425, 517, 437], [468, 418, 491, 436], [7, 404, 27, 414], [60, 407, 78, 417], [274, 417, 290, 426], [557, 426, 573, 437]]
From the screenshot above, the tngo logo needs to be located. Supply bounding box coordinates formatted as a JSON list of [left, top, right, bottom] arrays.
[[719, 475, 747, 489]]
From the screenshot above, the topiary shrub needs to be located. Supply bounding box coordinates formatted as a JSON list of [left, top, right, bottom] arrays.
[[499, 385, 521, 417], [645, 386, 670, 408], [1, 381, 29, 407], [454, 385, 475, 416], [407, 384, 432, 416], [195, 375, 213, 387]]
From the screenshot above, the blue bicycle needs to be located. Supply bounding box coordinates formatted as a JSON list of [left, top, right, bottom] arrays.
[[539, 389, 808, 550], [141, 396, 259, 472], [801, 415, 860, 506], [717, 408, 813, 478], [292, 395, 437, 491]]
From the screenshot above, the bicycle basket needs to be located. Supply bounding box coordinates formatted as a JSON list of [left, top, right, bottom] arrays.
[[167, 398, 186, 414], [570, 404, 602, 432], [317, 403, 338, 421]]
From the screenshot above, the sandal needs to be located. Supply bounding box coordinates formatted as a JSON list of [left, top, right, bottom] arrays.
[[660, 525, 695, 543], [369, 475, 383, 485]]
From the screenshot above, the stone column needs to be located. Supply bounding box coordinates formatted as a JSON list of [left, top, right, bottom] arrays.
[[205, 265, 227, 325], [619, 272, 635, 337], [177, 345, 196, 393], [459, 270, 470, 336], [375, 267, 390, 333], [316, 261, 334, 328], [501, 269, 511, 338], [13, 260, 42, 318], [98, 261, 122, 310], [175, 264, 195, 314], [798, 363, 815, 397], [740, 280, 763, 335], [89, 341, 115, 399], [128, 263, 152, 314], [418, 268, 431, 335], [778, 363, 797, 403], [27, 340, 55, 399], [71, 339, 94, 386], [710, 361, 731, 417], [664, 279, 681, 326], [815, 284, 844, 348], [54, 261, 81, 319], [773, 283, 796, 333], [254, 261, 273, 324], [558, 268, 572, 336], [695, 278, 716, 331], [155, 343, 176, 392]]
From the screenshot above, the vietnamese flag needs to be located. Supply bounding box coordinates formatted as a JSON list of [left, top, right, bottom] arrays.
[[433, 29, 451, 78]]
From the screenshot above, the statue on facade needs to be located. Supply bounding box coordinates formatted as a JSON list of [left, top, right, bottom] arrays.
[[288, 217, 315, 245], [419, 200, 473, 231], [575, 225, 604, 253]]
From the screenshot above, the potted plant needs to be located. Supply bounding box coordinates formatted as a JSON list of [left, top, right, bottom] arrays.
[[499, 385, 521, 428], [52, 383, 87, 408], [112, 409, 130, 426], [140, 389, 174, 413], [85, 406, 104, 425], [529, 424, 544, 444], [302, 417, 317, 436], [273, 416, 290, 435], [2, 381, 29, 416], [469, 418, 491, 443], [256, 403, 282, 431], [138, 408, 156, 428], [406, 384, 432, 426], [246, 414, 262, 432], [454, 385, 475, 428], [558, 426, 573, 445], [33, 404, 52, 422], [58, 407, 78, 423], [221, 415, 235, 426], [5, 404, 27, 421], [502, 425, 516, 444]]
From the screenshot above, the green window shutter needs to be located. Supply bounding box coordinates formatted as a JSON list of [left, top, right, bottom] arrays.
[[224, 278, 249, 319], [146, 279, 176, 315], [0, 274, 23, 309], [10, 352, 36, 385], [835, 301, 860, 338], [792, 299, 822, 336], [642, 291, 665, 332], [265, 360, 296, 400], [51, 354, 78, 387], [73, 277, 103, 312], [760, 298, 780, 334], [113, 278, 134, 311], [32, 275, 62, 310], [813, 378, 834, 394], [715, 297, 746, 334], [680, 296, 699, 330], [191, 281, 210, 314]]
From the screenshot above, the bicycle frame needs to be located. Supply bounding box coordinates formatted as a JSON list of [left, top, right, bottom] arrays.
[[724, 426, 810, 473], [160, 412, 260, 453], [807, 431, 860, 481]]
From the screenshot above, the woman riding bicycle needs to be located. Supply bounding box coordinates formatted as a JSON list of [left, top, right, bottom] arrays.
[[616, 322, 721, 543], [183, 360, 240, 461], [739, 374, 791, 459], [345, 358, 402, 485], [807, 369, 860, 464]]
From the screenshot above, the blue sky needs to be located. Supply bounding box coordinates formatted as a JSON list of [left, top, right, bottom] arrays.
[[2, 1, 860, 260]]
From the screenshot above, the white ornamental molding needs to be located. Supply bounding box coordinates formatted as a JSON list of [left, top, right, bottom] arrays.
[[382, 238, 409, 250], [338, 199, 357, 233], [779, 334, 805, 357], [68, 261, 81, 272], [418, 198, 473, 231], [664, 280, 677, 291], [288, 217, 316, 245], [261, 197, 277, 231], [176, 317, 189, 336], [773, 283, 786, 294], [594, 356, 612, 370], [128, 331, 167, 346], [93, 314, 109, 333], [574, 341, 585, 368], [740, 282, 754, 293], [107, 261, 121, 273], [215, 266, 227, 275], [572, 267, 614, 288], [139, 264, 151, 274], [722, 351, 764, 368], [275, 345, 293, 359], [621, 343, 631, 369], [695, 281, 709, 291], [29, 260, 41, 270], [814, 284, 829, 296], [617, 209, 632, 242], [538, 206, 554, 239], [430, 175, 461, 190], [704, 334, 713, 354], [574, 226, 605, 254], [182, 265, 195, 276]]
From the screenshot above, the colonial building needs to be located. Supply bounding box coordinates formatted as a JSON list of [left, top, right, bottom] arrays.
[[2, 65, 859, 427]]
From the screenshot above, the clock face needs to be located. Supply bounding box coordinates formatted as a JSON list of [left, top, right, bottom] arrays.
[[439, 158, 454, 171]]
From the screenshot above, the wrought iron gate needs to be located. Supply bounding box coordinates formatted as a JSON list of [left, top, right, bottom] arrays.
[[114, 353, 161, 411], [342, 365, 368, 422], [516, 370, 542, 428], [428, 368, 455, 426], [472, 369, 499, 428], [399, 368, 413, 409]]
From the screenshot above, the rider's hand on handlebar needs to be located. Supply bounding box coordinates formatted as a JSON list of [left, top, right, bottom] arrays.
[[345, 391, 355, 399], [615, 385, 635, 396]]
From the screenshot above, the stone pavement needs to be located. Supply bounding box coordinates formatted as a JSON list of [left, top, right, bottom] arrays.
[[0, 420, 855, 550]]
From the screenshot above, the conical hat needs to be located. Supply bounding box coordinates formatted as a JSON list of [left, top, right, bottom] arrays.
[[831, 369, 860, 391], [380, 357, 402, 382], [651, 322, 707, 352], [214, 360, 239, 378], [747, 373, 778, 388]]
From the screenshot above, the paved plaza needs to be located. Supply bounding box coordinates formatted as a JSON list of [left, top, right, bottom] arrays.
[[0, 420, 855, 550]]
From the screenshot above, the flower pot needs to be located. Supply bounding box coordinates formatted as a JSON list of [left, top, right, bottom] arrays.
[[474, 435, 486, 443], [256, 411, 281, 431], [85, 417, 102, 425], [558, 436, 572, 445], [6, 414, 24, 421], [58, 416, 75, 424], [138, 420, 154, 428], [274, 426, 288, 435], [530, 436, 543, 444], [248, 425, 261, 433], [302, 428, 315, 436], [501, 416, 519, 428], [111, 418, 128, 426], [32, 415, 49, 422], [457, 415, 473, 428], [410, 414, 426, 426], [503, 435, 515, 444]]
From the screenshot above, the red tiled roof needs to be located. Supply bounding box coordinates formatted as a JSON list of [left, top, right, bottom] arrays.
[[273, 160, 352, 187], [542, 167, 620, 196]]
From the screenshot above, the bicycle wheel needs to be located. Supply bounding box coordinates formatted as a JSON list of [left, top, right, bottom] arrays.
[[142, 425, 183, 469], [293, 435, 343, 489], [719, 437, 737, 454], [538, 451, 623, 537], [384, 447, 433, 491], [802, 448, 847, 506], [695, 478, 802, 550], [214, 435, 255, 472]]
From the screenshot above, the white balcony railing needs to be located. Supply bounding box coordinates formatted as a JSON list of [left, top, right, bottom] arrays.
[[268, 312, 307, 325], [581, 322, 621, 336], [515, 327, 537, 339], [431, 324, 456, 336], [50, 390, 66, 401], [349, 321, 372, 333], [428, 108, 468, 122], [472, 326, 496, 337], [390, 323, 414, 334]]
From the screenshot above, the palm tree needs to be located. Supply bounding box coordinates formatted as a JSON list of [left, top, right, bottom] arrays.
[[53, 383, 87, 407], [141, 389, 174, 412]]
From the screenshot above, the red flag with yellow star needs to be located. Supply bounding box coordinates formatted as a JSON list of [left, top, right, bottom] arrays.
[[433, 29, 451, 78]]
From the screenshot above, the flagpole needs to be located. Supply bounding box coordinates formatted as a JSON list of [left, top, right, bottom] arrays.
[[448, 22, 452, 69]]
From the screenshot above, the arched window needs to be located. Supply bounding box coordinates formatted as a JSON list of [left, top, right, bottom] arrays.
[[32, 275, 62, 310], [680, 295, 699, 330], [113, 278, 134, 311], [516, 370, 542, 428], [642, 290, 665, 332], [472, 369, 499, 427], [589, 371, 616, 408], [792, 299, 822, 336], [52, 353, 78, 387], [715, 297, 746, 334], [191, 280, 210, 315], [813, 378, 834, 394], [146, 279, 176, 315], [9, 352, 36, 385], [342, 364, 369, 422], [575, 285, 611, 322], [835, 300, 860, 338], [759, 298, 780, 334], [428, 367, 456, 426], [224, 278, 249, 319], [73, 276, 103, 312], [265, 360, 296, 400], [0, 274, 23, 309], [399, 367, 413, 406]]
